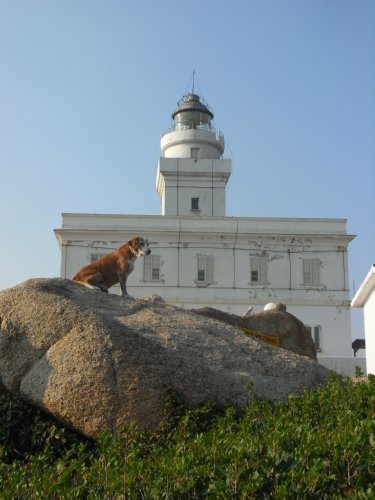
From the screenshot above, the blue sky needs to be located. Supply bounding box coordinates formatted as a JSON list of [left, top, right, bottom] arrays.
[[1, 1, 374, 340]]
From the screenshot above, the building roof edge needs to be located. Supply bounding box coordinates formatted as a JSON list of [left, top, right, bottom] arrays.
[[351, 265, 375, 307]]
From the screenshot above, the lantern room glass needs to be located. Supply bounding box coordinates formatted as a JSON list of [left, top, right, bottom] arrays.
[[174, 110, 212, 131]]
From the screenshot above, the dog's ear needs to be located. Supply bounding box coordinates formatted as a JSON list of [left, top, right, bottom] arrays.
[[129, 237, 141, 252]]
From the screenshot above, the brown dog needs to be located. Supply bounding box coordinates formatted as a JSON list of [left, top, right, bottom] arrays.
[[72, 237, 151, 296]]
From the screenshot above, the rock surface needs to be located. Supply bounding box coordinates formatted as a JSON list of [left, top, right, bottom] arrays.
[[0, 278, 330, 438], [194, 305, 317, 359]]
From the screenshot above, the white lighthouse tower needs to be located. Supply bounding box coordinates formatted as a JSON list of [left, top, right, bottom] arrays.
[[156, 92, 231, 216]]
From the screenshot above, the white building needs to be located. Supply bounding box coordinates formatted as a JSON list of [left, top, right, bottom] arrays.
[[352, 265, 375, 374], [55, 91, 365, 376]]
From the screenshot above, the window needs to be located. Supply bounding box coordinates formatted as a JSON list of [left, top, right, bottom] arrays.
[[190, 147, 200, 160], [250, 256, 268, 283], [197, 255, 214, 284], [143, 255, 161, 281], [306, 325, 322, 351], [191, 197, 200, 210], [302, 259, 320, 285]]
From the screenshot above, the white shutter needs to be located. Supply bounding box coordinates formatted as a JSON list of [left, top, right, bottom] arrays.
[[143, 255, 152, 281], [206, 255, 214, 283], [314, 325, 321, 350], [303, 259, 320, 285], [311, 259, 320, 285], [259, 257, 267, 283], [302, 259, 311, 284], [197, 255, 206, 281], [152, 255, 161, 280], [197, 255, 214, 283], [144, 255, 161, 281], [250, 257, 258, 282], [250, 256, 267, 283]]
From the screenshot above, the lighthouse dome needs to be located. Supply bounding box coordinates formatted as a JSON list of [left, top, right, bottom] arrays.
[[161, 93, 224, 159], [172, 93, 213, 131]]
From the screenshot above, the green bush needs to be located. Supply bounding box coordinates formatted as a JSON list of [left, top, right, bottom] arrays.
[[1, 374, 374, 498]]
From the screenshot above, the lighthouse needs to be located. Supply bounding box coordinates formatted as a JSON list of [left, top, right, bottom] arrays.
[[54, 84, 361, 376], [156, 93, 231, 216]]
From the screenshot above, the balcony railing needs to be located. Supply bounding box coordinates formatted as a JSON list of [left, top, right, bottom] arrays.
[[162, 124, 224, 138]]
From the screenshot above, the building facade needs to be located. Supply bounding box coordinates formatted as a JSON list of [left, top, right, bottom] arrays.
[[55, 92, 364, 376], [352, 265, 375, 374]]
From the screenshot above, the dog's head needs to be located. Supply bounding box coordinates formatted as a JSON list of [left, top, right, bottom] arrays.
[[129, 237, 151, 257]]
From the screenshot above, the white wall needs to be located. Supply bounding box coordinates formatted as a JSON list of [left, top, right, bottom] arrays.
[[318, 357, 366, 377], [351, 266, 375, 375], [364, 288, 375, 374], [156, 159, 231, 216], [161, 128, 224, 159], [55, 214, 355, 364]]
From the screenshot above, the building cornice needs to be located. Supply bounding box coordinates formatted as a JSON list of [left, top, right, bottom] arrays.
[[57, 213, 355, 240]]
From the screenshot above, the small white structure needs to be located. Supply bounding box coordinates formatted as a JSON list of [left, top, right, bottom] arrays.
[[55, 90, 364, 376], [352, 265, 375, 374]]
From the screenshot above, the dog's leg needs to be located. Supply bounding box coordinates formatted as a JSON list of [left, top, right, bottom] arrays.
[[96, 284, 109, 293], [73, 281, 104, 292], [118, 273, 129, 297], [75, 272, 108, 293], [86, 283, 104, 292]]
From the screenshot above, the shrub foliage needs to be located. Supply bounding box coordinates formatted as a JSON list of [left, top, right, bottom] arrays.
[[1, 374, 374, 498]]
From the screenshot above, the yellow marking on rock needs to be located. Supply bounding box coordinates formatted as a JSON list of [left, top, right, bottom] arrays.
[[239, 326, 280, 347]]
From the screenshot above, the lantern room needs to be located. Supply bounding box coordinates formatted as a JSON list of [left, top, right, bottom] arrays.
[[160, 93, 225, 160]]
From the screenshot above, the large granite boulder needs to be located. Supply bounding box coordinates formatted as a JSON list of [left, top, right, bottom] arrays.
[[194, 303, 317, 359], [0, 278, 330, 438]]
